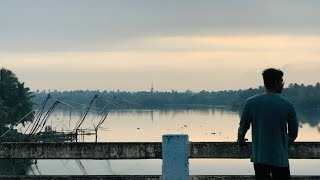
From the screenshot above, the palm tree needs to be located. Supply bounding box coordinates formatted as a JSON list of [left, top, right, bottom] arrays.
[[0, 68, 34, 127], [0, 98, 9, 121], [0, 68, 19, 99], [0, 69, 35, 171], [7, 83, 35, 126]]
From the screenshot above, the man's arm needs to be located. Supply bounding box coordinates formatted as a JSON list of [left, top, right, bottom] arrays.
[[288, 103, 298, 144], [237, 100, 252, 146]]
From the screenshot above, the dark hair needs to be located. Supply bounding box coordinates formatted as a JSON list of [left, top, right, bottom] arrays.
[[262, 68, 284, 89]]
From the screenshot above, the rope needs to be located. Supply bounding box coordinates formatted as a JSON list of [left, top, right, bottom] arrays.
[[102, 99, 126, 108], [121, 98, 143, 107], [62, 99, 101, 110], [0, 109, 36, 138]]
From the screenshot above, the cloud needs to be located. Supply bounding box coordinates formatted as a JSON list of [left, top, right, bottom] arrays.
[[1, 34, 319, 71], [1, 33, 319, 91], [0, 0, 320, 52]]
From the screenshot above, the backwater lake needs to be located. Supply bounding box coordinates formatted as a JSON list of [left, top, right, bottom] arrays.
[[8, 108, 320, 175]]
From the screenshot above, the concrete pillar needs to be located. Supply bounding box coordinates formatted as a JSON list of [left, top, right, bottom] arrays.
[[162, 134, 189, 180]]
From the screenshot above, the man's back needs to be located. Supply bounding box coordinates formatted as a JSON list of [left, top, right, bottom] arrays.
[[238, 93, 298, 167]]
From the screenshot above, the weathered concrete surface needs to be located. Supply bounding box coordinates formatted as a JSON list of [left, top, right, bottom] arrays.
[[0, 142, 162, 159], [191, 176, 320, 180], [189, 142, 320, 159], [288, 142, 320, 159], [0, 142, 319, 159], [0, 176, 160, 180], [189, 142, 251, 159], [162, 135, 189, 180], [0, 176, 319, 180]]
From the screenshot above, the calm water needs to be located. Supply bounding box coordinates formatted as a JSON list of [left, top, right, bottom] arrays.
[[11, 109, 320, 175]]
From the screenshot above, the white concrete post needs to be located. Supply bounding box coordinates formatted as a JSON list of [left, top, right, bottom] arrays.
[[162, 134, 189, 180]]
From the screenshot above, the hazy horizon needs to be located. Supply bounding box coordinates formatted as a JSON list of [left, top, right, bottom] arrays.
[[1, 1, 320, 91]]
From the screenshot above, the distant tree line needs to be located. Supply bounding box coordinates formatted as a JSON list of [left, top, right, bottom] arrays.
[[32, 83, 320, 111]]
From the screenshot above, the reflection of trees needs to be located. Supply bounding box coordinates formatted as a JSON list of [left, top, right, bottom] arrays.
[[235, 108, 320, 132], [0, 160, 33, 175], [297, 110, 320, 129]]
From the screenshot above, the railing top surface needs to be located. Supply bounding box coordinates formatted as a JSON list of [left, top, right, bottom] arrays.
[[1, 141, 319, 145], [0, 175, 319, 180], [0, 142, 319, 159]]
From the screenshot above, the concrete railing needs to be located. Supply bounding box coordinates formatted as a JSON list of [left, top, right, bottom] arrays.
[[0, 135, 320, 179]]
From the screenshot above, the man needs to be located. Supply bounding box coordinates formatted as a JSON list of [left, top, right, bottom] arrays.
[[237, 68, 299, 180]]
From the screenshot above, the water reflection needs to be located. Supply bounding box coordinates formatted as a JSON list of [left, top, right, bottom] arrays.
[[21, 108, 320, 142], [23, 159, 320, 176], [234, 108, 320, 133], [3, 108, 320, 175], [297, 110, 320, 131], [0, 160, 33, 175]]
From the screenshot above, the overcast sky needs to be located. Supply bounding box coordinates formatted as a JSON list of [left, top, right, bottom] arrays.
[[1, 1, 320, 91]]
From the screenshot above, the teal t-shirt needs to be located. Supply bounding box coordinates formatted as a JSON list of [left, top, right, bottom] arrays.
[[237, 93, 299, 167]]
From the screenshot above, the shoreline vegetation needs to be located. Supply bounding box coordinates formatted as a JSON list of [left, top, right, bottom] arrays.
[[0, 68, 34, 174], [0, 68, 34, 138], [1, 67, 320, 137], [32, 86, 320, 129], [33, 83, 320, 111]]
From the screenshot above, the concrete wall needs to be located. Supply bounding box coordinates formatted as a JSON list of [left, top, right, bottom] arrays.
[[0, 140, 320, 179], [0, 142, 319, 159], [0, 142, 162, 159], [190, 142, 320, 159]]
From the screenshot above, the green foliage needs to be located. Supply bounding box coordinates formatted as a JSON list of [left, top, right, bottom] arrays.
[[0, 68, 35, 129]]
